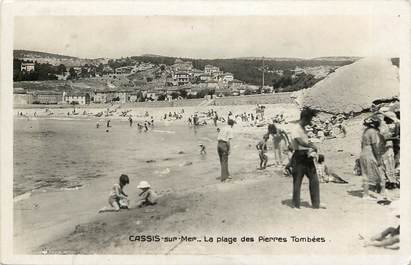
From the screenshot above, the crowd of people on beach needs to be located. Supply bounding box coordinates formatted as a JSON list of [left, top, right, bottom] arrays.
[[209, 102, 400, 249], [18, 100, 400, 250]]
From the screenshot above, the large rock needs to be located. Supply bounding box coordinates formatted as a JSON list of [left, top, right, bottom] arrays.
[[302, 57, 399, 114]]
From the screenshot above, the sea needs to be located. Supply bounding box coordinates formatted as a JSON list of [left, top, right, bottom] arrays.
[[13, 117, 255, 198]]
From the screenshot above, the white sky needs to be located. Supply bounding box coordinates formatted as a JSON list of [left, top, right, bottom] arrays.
[[14, 16, 402, 59]]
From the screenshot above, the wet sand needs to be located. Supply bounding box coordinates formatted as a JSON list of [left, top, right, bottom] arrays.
[[13, 104, 399, 254]]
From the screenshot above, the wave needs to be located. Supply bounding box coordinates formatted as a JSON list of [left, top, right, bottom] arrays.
[[152, 129, 176, 134]]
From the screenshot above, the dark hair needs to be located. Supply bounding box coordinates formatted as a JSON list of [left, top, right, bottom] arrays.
[[228, 119, 235, 126], [363, 116, 380, 129], [268, 123, 277, 134], [263, 133, 269, 140], [119, 174, 129, 186], [318, 154, 325, 163]]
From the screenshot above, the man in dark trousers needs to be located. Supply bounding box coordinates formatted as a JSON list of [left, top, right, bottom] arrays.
[[217, 119, 235, 182], [289, 107, 322, 209]]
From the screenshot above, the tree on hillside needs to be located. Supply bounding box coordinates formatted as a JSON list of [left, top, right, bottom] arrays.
[[157, 94, 166, 101], [57, 64, 67, 75], [179, 88, 188, 98], [96, 63, 104, 75], [197, 88, 210, 98], [80, 67, 89, 78], [170, 91, 180, 99], [68, 67, 77, 80]]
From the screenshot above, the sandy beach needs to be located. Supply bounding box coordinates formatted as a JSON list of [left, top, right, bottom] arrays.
[[13, 103, 399, 255]]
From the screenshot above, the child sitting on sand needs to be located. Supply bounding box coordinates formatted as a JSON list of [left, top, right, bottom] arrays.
[[314, 154, 348, 184], [136, 181, 158, 207], [98, 174, 130, 213], [256, 134, 269, 169]]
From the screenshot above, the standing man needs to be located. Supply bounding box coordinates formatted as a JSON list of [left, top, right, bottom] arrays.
[[213, 112, 219, 127], [289, 108, 321, 209], [217, 119, 235, 182], [128, 116, 133, 127]]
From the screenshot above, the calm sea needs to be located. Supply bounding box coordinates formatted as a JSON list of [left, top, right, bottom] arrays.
[[13, 117, 251, 197]]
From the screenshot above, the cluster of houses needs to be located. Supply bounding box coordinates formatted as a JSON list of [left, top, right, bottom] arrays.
[[13, 80, 262, 105], [103, 59, 240, 88], [14, 90, 91, 105], [165, 59, 237, 87], [14, 58, 275, 105], [113, 63, 155, 75], [13, 88, 138, 105]]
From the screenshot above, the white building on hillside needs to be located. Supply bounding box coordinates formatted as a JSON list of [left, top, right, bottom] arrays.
[[21, 62, 35, 72], [204, 65, 220, 75], [222, 73, 234, 83], [174, 72, 190, 85]]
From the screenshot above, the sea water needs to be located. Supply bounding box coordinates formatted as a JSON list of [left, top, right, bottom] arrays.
[[13, 117, 251, 197]]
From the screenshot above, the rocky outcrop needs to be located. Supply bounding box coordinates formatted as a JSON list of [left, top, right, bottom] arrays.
[[302, 57, 399, 114]]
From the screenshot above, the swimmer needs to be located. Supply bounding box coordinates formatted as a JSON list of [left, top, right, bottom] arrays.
[[137, 123, 143, 133], [199, 144, 207, 155]]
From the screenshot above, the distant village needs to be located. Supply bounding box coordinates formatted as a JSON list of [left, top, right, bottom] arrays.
[[15, 58, 272, 105]]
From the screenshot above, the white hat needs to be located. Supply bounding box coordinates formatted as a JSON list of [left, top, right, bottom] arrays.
[[137, 181, 150, 189], [382, 111, 398, 122]]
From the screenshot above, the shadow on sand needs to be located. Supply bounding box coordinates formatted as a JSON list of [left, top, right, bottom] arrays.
[[347, 189, 364, 198], [281, 199, 312, 209]]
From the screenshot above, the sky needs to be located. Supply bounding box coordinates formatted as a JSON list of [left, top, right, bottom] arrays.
[[14, 16, 402, 59]]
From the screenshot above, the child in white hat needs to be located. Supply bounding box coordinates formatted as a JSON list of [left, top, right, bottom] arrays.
[[136, 181, 158, 207]]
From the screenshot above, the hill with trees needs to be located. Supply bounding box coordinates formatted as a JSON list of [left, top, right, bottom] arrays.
[[13, 50, 359, 92]]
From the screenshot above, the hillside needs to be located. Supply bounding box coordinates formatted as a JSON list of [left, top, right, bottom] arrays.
[[14, 50, 78, 60], [123, 56, 356, 86], [13, 50, 359, 89], [311, 56, 362, 61], [14, 50, 109, 67], [14, 79, 124, 93], [234, 57, 305, 61]]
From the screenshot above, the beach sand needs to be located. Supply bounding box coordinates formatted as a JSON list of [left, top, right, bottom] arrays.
[[13, 104, 399, 254]]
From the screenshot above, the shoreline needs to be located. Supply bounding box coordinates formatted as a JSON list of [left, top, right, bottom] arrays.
[[13, 104, 297, 198], [13, 109, 400, 254]]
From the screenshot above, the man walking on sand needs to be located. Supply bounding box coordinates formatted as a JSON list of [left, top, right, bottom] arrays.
[[289, 107, 322, 209], [217, 119, 235, 182]]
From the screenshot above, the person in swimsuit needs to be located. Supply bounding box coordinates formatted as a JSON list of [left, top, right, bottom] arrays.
[[256, 134, 269, 169], [98, 174, 129, 212]]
